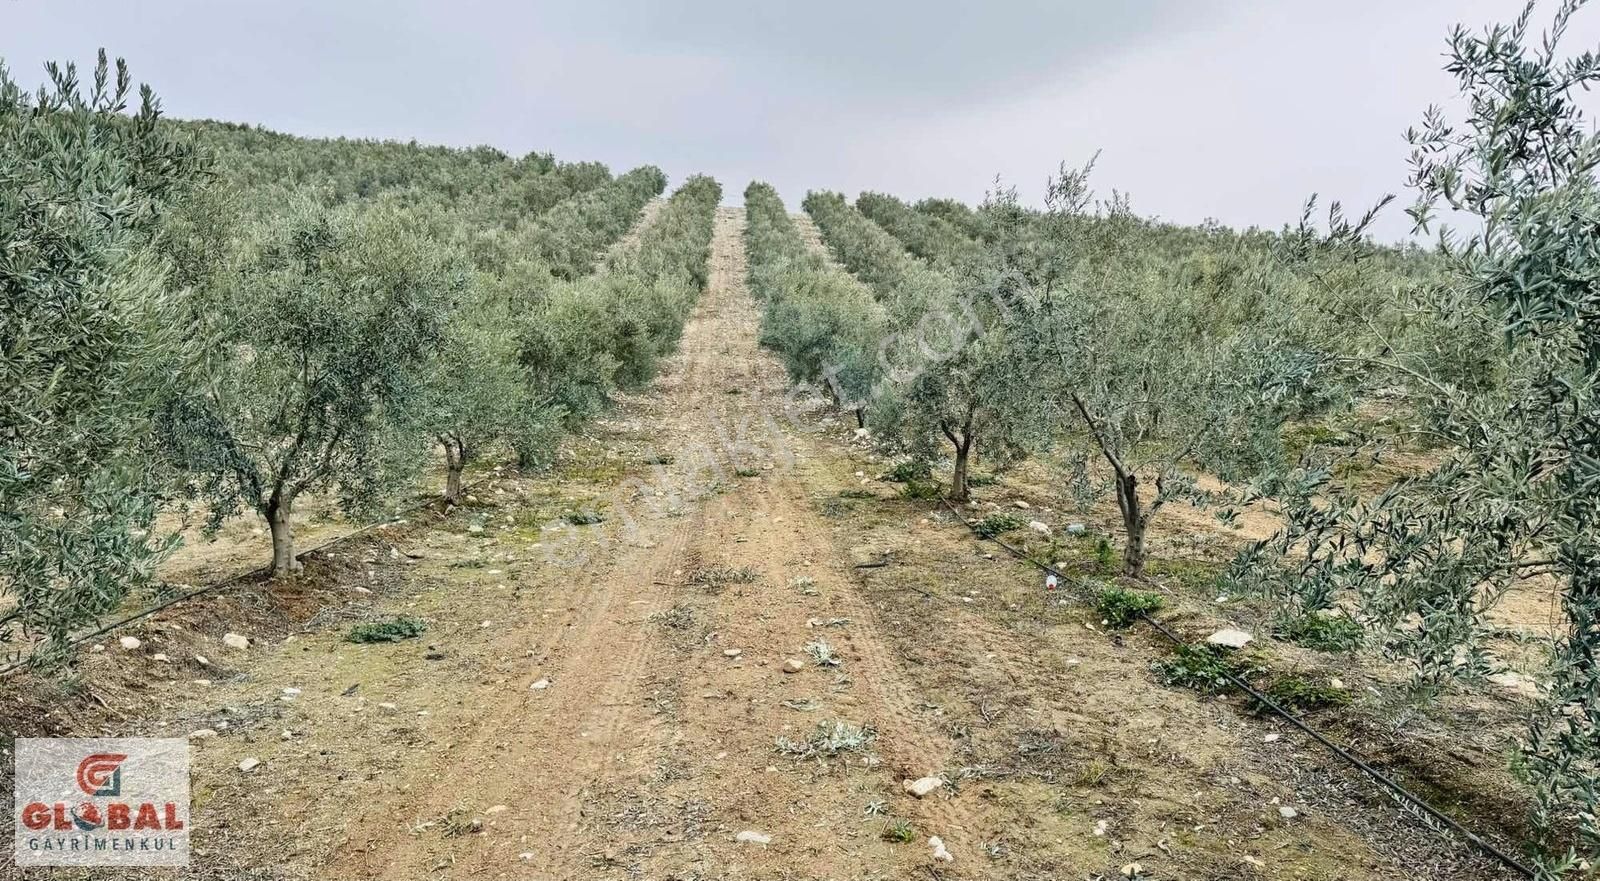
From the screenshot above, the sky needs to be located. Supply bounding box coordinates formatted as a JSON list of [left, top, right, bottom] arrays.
[[3, 0, 1595, 241]]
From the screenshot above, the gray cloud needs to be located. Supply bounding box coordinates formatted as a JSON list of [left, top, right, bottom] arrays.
[[5, 0, 1595, 240]]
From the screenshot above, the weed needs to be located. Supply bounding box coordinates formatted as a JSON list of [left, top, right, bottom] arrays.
[[346, 616, 427, 643], [790, 576, 818, 595], [1093, 537, 1117, 572], [1095, 586, 1164, 628], [1072, 758, 1113, 788], [899, 479, 941, 500], [837, 488, 876, 499], [642, 453, 674, 466], [649, 604, 695, 630], [1152, 644, 1262, 695], [975, 512, 1027, 537], [982, 839, 1009, 860], [734, 466, 762, 477], [688, 564, 758, 590], [774, 720, 876, 759], [1276, 613, 1364, 652], [968, 472, 999, 487], [565, 510, 605, 525], [880, 818, 917, 843], [885, 460, 932, 483], [1257, 675, 1352, 713], [806, 638, 841, 667], [864, 799, 888, 816], [439, 808, 479, 837]]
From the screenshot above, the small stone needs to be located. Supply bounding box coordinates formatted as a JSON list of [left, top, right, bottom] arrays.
[[193, 679, 212, 686], [282, 687, 301, 697], [530, 678, 551, 690], [118, 636, 142, 651], [1093, 819, 1109, 837], [735, 830, 772, 845], [1278, 806, 1298, 820], [1206, 629, 1253, 650], [1263, 732, 1281, 743], [723, 648, 742, 658], [1012, 500, 1030, 509], [152, 653, 170, 663], [238, 757, 261, 773], [518, 852, 535, 862], [929, 835, 954, 862], [485, 804, 509, 814], [90, 644, 105, 653], [194, 655, 210, 666], [222, 633, 250, 651], [378, 702, 399, 715], [1121, 863, 1143, 878], [1065, 523, 1086, 535], [782, 658, 804, 674], [1028, 520, 1051, 535], [903, 776, 943, 798], [468, 524, 484, 534], [189, 728, 218, 740]]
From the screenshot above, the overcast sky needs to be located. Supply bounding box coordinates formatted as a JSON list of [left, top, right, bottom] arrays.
[[4, 1, 1594, 240]]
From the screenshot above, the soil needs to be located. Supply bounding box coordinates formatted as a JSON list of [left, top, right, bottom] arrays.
[[0, 207, 1534, 881]]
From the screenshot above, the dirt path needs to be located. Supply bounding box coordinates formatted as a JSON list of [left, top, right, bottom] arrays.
[[4, 206, 1520, 881]]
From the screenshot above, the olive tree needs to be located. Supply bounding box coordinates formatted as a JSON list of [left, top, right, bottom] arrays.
[[1233, 3, 1600, 871], [1001, 169, 1315, 577], [0, 53, 203, 659], [160, 202, 462, 576]]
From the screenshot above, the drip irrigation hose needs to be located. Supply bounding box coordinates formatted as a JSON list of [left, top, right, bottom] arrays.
[[935, 497, 1535, 880], [0, 477, 497, 679]]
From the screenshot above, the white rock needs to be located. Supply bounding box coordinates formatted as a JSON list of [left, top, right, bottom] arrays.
[[1012, 500, 1030, 509], [468, 524, 484, 533], [222, 632, 250, 651], [485, 804, 509, 814], [377, 702, 399, 714], [1028, 520, 1051, 535], [530, 678, 551, 690], [903, 776, 943, 798], [723, 648, 742, 658], [194, 655, 210, 666], [90, 644, 105, 653], [282, 687, 301, 697], [152, 653, 170, 663], [238, 757, 261, 773], [1206, 629, 1254, 650], [1278, 806, 1298, 820], [735, 830, 772, 845], [118, 636, 142, 651], [518, 852, 534, 861], [929, 836, 954, 862], [188, 728, 218, 740], [193, 679, 212, 686], [1263, 732, 1281, 743], [1093, 819, 1110, 836], [852, 428, 870, 440], [1065, 523, 1087, 534], [782, 658, 804, 674]]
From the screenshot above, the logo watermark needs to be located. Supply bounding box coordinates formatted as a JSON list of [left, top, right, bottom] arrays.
[[13, 737, 189, 866]]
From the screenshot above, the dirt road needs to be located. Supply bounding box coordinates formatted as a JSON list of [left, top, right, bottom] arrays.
[[6, 207, 1520, 881]]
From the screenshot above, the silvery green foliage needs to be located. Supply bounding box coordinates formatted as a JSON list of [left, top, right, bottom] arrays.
[[159, 201, 463, 574], [994, 168, 1318, 577], [855, 191, 983, 269], [524, 165, 667, 281], [743, 183, 885, 420], [803, 191, 1024, 500], [0, 53, 203, 661], [1231, 2, 1600, 869], [511, 175, 720, 467], [417, 292, 528, 504]]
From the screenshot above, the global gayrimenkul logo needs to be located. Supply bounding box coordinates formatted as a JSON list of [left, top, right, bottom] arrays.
[[13, 738, 189, 866]]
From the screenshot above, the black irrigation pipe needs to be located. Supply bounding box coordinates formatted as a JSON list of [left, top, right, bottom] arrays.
[[935, 497, 1536, 880], [0, 478, 498, 680]]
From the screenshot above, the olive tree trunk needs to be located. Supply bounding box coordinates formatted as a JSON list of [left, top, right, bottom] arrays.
[[266, 498, 300, 578]]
